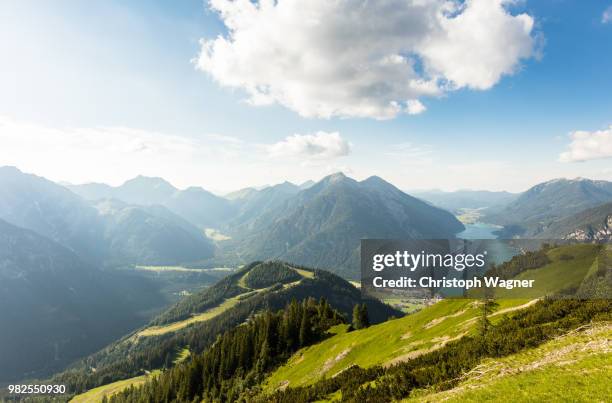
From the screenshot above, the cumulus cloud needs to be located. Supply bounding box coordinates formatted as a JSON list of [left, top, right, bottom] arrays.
[[559, 125, 612, 162], [268, 131, 351, 160], [196, 0, 538, 119], [603, 5, 612, 23]]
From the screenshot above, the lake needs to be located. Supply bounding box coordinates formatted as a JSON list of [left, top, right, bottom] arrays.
[[458, 222, 519, 265], [458, 222, 502, 239]]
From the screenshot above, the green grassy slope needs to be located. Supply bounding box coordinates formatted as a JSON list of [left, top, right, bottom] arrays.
[[263, 298, 529, 392], [404, 322, 611, 402], [494, 244, 599, 299], [263, 243, 604, 393], [70, 370, 161, 403]]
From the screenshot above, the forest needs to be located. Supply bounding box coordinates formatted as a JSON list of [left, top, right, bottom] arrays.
[[108, 298, 345, 402]]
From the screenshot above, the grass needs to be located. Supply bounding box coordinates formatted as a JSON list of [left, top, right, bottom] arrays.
[[383, 298, 426, 313], [136, 297, 241, 337], [293, 268, 315, 279], [404, 322, 612, 402], [494, 244, 599, 299], [70, 370, 161, 403], [262, 298, 528, 392]]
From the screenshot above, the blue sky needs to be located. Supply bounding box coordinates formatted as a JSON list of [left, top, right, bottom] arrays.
[[0, 0, 611, 193]]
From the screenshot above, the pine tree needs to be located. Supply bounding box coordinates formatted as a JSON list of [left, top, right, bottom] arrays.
[[359, 304, 370, 328], [299, 310, 312, 347], [352, 304, 363, 329], [352, 304, 369, 329]]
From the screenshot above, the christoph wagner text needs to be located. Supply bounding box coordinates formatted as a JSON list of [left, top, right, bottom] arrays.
[[372, 277, 535, 290], [372, 251, 487, 272]]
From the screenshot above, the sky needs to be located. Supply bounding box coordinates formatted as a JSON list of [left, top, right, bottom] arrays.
[[0, 0, 611, 194]]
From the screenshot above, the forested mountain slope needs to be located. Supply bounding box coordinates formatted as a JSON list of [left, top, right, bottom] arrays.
[[0, 219, 163, 383], [52, 261, 400, 396], [225, 173, 464, 278]]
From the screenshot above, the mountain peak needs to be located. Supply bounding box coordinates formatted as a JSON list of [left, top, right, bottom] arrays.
[[278, 180, 298, 188], [322, 172, 348, 183], [122, 175, 176, 190], [0, 166, 29, 180], [361, 175, 388, 186], [299, 180, 315, 190], [0, 165, 22, 173]]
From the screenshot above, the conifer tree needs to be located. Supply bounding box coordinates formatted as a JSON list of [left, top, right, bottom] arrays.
[[352, 304, 362, 329], [352, 304, 369, 329], [299, 310, 312, 347], [359, 304, 370, 328]]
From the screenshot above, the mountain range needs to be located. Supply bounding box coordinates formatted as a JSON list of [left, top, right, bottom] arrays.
[[0, 166, 463, 381], [1, 167, 214, 267], [67, 176, 236, 228], [222, 173, 465, 278], [4, 165, 612, 386], [68, 171, 465, 278], [485, 178, 612, 236], [93, 199, 214, 266], [413, 189, 517, 213]]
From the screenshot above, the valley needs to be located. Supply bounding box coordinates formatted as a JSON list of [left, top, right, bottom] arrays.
[[1, 167, 611, 402]]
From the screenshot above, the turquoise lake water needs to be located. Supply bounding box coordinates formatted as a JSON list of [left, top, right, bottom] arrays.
[[458, 222, 502, 239], [458, 222, 519, 265]]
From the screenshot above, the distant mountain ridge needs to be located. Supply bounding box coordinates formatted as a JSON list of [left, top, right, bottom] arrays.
[[94, 199, 214, 266], [67, 171, 465, 278], [414, 189, 517, 213], [67, 176, 235, 228], [228, 181, 301, 229], [0, 167, 214, 266], [0, 166, 106, 261], [486, 178, 612, 236], [3, 167, 467, 277], [66, 176, 176, 205]]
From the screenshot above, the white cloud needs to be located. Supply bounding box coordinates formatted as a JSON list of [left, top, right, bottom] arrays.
[[406, 100, 427, 115], [268, 131, 351, 160], [603, 5, 612, 23], [196, 0, 537, 119], [559, 125, 612, 162]]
